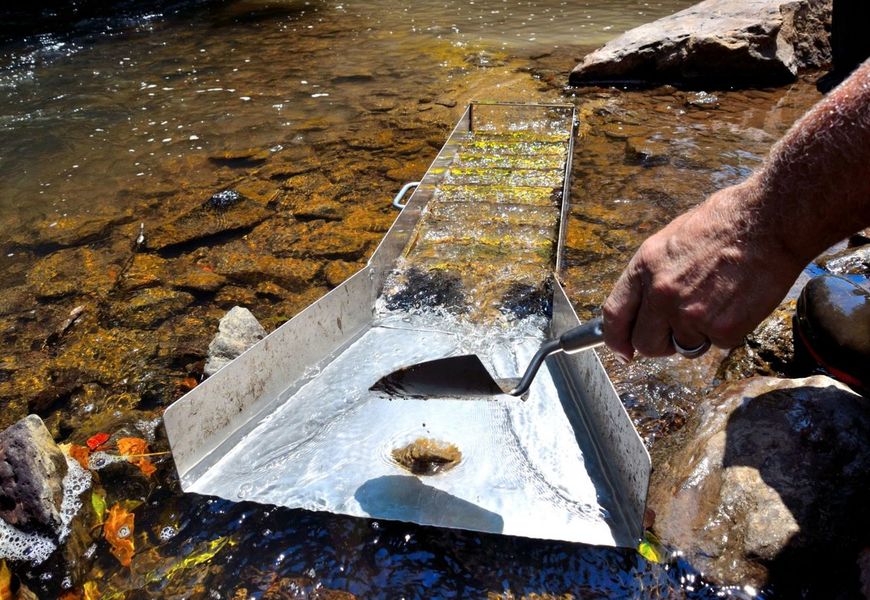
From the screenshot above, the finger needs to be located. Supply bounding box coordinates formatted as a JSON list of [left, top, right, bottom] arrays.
[[603, 267, 642, 363], [630, 293, 673, 357]]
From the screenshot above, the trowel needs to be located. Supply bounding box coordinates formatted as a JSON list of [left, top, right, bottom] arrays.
[[371, 317, 604, 398]]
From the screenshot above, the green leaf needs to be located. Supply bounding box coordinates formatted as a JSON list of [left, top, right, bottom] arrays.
[[91, 489, 107, 524], [638, 531, 664, 563]]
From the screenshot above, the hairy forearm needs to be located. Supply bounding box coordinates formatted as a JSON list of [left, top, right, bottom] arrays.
[[745, 60, 870, 264]]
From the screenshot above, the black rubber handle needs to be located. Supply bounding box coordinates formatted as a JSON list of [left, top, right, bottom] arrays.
[[558, 316, 605, 354]]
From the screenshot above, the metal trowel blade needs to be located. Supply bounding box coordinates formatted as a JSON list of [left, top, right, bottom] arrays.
[[370, 354, 517, 399]]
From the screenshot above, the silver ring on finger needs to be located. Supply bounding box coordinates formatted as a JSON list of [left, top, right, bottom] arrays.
[[671, 334, 711, 359]]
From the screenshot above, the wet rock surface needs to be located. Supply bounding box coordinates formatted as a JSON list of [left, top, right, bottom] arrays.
[[648, 375, 870, 596], [110, 287, 195, 329], [0, 415, 68, 537], [570, 0, 832, 86], [146, 195, 273, 251], [717, 300, 801, 381], [204, 306, 267, 376], [26, 247, 121, 300], [817, 244, 870, 276]]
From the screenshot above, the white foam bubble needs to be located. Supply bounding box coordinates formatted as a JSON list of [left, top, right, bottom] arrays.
[[0, 518, 57, 564], [0, 456, 92, 564], [88, 451, 126, 470], [58, 457, 92, 542]]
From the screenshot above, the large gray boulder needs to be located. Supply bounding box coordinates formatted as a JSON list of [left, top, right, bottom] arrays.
[[648, 375, 870, 597], [570, 0, 831, 86], [0, 415, 68, 537]]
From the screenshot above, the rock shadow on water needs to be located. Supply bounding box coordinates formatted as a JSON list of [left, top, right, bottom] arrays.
[[354, 475, 504, 534]]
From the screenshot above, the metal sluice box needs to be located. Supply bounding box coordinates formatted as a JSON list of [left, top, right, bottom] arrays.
[[164, 103, 650, 548]]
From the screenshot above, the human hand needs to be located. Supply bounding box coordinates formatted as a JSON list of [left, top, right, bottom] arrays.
[[602, 179, 804, 362]]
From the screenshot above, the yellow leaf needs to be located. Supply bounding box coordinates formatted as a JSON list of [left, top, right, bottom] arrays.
[[638, 531, 664, 563], [162, 536, 232, 582], [91, 489, 107, 525], [104, 503, 135, 567], [0, 560, 12, 600], [83, 581, 100, 600]]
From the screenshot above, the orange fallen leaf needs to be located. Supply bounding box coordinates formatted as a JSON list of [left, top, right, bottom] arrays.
[[58, 592, 81, 600], [86, 432, 110, 451], [117, 437, 157, 478], [199, 264, 214, 273], [117, 437, 148, 456], [178, 376, 199, 392], [67, 444, 91, 470], [0, 560, 12, 600], [104, 503, 135, 567]]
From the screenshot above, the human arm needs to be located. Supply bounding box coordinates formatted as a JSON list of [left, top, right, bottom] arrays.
[[602, 60, 870, 362]]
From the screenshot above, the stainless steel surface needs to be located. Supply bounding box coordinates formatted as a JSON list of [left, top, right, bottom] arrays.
[[372, 317, 605, 398], [164, 103, 651, 548], [391, 181, 421, 210], [549, 281, 650, 544]]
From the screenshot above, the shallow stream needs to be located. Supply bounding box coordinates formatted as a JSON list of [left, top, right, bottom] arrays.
[[0, 1, 825, 597]]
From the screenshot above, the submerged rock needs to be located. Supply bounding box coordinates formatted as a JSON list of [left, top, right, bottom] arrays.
[[817, 244, 870, 277], [0, 415, 68, 537], [285, 222, 376, 261], [624, 137, 670, 167], [323, 260, 362, 288], [204, 306, 267, 376], [570, 0, 832, 87], [208, 148, 271, 168], [146, 194, 272, 251], [0, 285, 34, 316], [648, 375, 870, 595], [202, 241, 320, 291], [111, 287, 195, 329], [26, 247, 120, 300], [12, 209, 133, 250]]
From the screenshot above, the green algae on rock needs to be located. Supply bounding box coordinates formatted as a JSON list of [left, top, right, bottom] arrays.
[[145, 196, 272, 251], [110, 288, 195, 330], [26, 247, 121, 300]]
